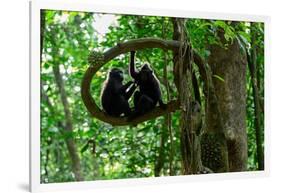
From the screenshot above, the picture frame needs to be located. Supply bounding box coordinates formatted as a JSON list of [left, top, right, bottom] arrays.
[[30, 0, 271, 192]]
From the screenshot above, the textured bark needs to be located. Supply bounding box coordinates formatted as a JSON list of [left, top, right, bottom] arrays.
[[53, 65, 84, 181], [207, 30, 248, 172], [172, 18, 204, 174], [192, 71, 201, 104]]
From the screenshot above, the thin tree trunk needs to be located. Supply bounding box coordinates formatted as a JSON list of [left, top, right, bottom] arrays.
[[53, 65, 84, 181], [40, 10, 84, 177], [154, 126, 167, 176], [40, 10, 45, 64], [154, 20, 169, 177], [163, 18, 175, 176], [248, 23, 264, 170]]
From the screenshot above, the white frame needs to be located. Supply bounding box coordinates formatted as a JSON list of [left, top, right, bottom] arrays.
[[29, 0, 271, 192]]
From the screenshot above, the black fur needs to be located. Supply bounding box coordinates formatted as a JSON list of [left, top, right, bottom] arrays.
[[129, 51, 166, 120], [101, 68, 136, 117]]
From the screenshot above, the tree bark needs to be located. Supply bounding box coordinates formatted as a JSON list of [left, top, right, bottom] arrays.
[[172, 18, 204, 174], [207, 29, 248, 172], [53, 65, 84, 181]]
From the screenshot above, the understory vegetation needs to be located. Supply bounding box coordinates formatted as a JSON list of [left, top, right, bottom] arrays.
[[40, 10, 264, 183]]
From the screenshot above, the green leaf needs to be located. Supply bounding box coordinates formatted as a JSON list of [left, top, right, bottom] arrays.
[[81, 142, 89, 153], [213, 74, 225, 82]]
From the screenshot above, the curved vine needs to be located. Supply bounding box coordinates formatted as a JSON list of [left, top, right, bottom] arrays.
[[81, 38, 182, 126]]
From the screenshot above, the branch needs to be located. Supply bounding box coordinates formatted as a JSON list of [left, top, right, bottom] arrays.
[[104, 38, 181, 63], [81, 38, 181, 126]]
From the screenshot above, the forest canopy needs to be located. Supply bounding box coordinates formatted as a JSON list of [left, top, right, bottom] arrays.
[[40, 10, 264, 183]]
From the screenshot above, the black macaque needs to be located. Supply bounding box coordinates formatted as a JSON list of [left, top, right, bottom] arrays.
[[101, 68, 137, 117], [128, 51, 166, 120]]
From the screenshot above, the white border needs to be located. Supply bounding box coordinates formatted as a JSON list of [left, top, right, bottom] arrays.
[[30, 0, 271, 192]]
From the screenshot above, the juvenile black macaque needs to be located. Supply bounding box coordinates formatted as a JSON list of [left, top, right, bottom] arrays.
[[129, 51, 166, 120], [101, 68, 137, 117]]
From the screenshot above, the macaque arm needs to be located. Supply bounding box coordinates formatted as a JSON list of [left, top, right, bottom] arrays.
[[118, 81, 133, 94], [129, 51, 139, 79], [124, 83, 137, 100]]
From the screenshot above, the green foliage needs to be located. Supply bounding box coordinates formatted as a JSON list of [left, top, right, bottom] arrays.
[[40, 10, 264, 182]]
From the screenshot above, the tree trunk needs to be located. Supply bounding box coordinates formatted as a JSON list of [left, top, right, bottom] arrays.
[[163, 18, 174, 176], [41, 11, 83, 181], [206, 29, 248, 172], [53, 65, 84, 181], [154, 125, 167, 176], [172, 18, 204, 174], [248, 23, 264, 170]]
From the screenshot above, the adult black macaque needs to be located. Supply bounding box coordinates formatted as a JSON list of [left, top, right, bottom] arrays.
[[129, 51, 166, 120], [101, 68, 137, 117]]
